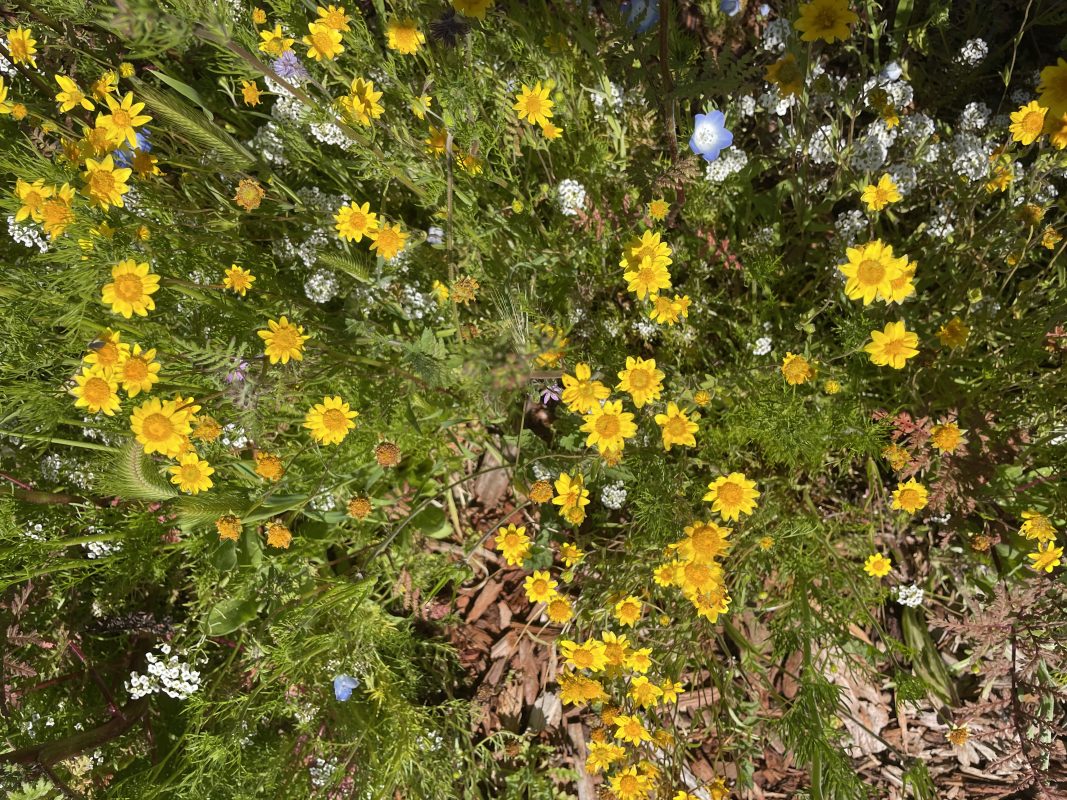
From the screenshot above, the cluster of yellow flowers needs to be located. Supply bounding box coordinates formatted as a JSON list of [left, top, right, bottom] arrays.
[[1020, 511, 1063, 573], [491, 501, 727, 799], [620, 229, 691, 326], [334, 200, 408, 261], [255, 6, 426, 61], [513, 80, 563, 140]]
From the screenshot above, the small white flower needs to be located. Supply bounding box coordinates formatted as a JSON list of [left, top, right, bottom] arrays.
[[752, 336, 773, 356]]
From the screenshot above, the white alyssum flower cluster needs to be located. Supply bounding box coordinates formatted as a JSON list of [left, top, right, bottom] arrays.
[[126, 644, 202, 700], [956, 38, 988, 67], [557, 179, 587, 217], [705, 149, 748, 183], [600, 481, 627, 510], [752, 335, 773, 356], [304, 268, 341, 304], [590, 82, 624, 114], [894, 583, 925, 608], [8, 216, 48, 252]]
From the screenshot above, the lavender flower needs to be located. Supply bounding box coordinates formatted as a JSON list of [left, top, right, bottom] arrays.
[[272, 51, 309, 83], [540, 383, 562, 404]]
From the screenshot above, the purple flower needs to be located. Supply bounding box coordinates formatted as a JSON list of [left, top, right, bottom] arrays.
[[333, 674, 360, 701], [540, 383, 562, 404], [272, 51, 308, 83], [225, 360, 249, 384], [689, 110, 733, 162]]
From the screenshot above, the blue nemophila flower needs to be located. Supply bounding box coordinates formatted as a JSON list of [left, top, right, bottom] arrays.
[[112, 128, 152, 168], [721, 0, 742, 17], [689, 111, 733, 162], [621, 0, 659, 34], [333, 674, 360, 701]]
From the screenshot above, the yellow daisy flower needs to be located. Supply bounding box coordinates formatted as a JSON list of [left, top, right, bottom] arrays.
[[303, 395, 358, 445], [386, 18, 425, 55], [168, 453, 214, 495], [258, 316, 309, 364], [561, 362, 609, 414], [54, 75, 94, 112], [654, 402, 698, 450], [703, 472, 760, 521], [258, 24, 294, 57], [865, 320, 919, 369], [96, 92, 151, 149], [861, 173, 902, 211], [6, 27, 37, 67], [223, 264, 255, 296], [863, 553, 892, 578], [1009, 101, 1047, 146], [302, 22, 344, 60], [71, 366, 121, 416], [614, 595, 643, 627], [513, 81, 554, 127], [117, 344, 160, 397], [581, 400, 637, 455], [794, 0, 858, 43], [369, 222, 408, 261], [335, 201, 379, 242], [524, 570, 558, 604], [101, 259, 160, 318], [83, 154, 132, 209], [617, 356, 665, 408], [839, 239, 908, 305], [891, 478, 928, 514], [130, 397, 192, 457]]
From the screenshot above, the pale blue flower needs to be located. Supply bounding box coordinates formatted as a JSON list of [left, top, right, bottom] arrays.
[[621, 0, 659, 34], [721, 0, 741, 17], [689, 111, 733, 162], [333, 674, 360, 701]]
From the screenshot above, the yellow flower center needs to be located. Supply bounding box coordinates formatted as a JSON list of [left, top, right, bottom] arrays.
[[270, 325, 299, 351], [523, 94, 543, 116], [1021, 110, 1044, 136], [311, 30, 333, 52], [716, 481, 743, 506], [113, 273, 144, 301], [123, 357, 148, 381], [684, 562, 710, 586], [594, 413, 620, 439], [90, 170, 116, 197], [180, 464, 202, 483], [142, 412, 174, 441], [897, 488, 919, 507], [502, 533, 520, 548], [665, 416, 689, 437], [571, 648, 593, 668], [636, 266, 657, 286], [815, 8, 839, 29], [95, 341, 119, 367], [628, 369, 651, 390], [856, 258, 885, 285], [531, 579, 548, 595], [83, 377, 111, 404], [110, 108, 132, 128], [881, 337, 906, 356], [322, 408, 348, 431], [619, 776, 639, 792]]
